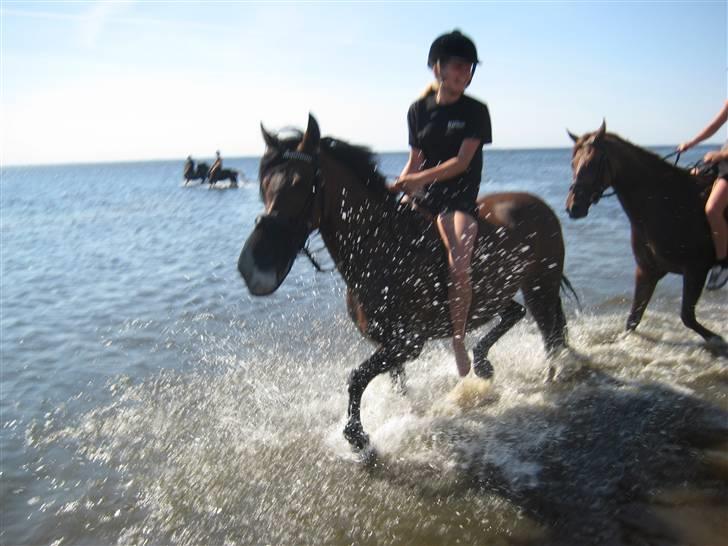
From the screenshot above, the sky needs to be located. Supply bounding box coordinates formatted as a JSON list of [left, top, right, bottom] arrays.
[[1, 1, 727, 165]]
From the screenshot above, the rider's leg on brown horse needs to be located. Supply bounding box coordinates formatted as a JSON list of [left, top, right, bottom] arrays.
[[436, 211, 478, 377], [705, 177, 728, 290]]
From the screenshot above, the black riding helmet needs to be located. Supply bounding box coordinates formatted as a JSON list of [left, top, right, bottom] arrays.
[[427, 29, 480, 75]]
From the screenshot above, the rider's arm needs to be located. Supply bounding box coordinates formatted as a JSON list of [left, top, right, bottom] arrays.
[[399, 147, 425, 178], [400, 138, 481, 190], [681, 100, 728, 150]]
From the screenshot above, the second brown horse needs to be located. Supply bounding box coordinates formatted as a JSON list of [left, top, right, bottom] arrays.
[[566, 121, 726, 350], [239, 115, 573, 451]]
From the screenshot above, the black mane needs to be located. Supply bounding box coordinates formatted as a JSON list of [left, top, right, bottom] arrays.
[[320, 137, 390, 199], [258, 129, 390, 201]]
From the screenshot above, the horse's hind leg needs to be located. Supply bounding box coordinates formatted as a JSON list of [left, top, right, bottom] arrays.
[[471, 300, 526, 378], [523, 283, 567, 354], [344, 341, 422, 451], [680, 269, 724, 344]]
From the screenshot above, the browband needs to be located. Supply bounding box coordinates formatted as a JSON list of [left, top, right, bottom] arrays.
[[283, 151, 315, 163]]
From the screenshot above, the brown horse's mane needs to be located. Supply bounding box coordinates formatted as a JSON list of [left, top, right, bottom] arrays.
[[259, 130, 391, 203], [603, 132, 711, 191]]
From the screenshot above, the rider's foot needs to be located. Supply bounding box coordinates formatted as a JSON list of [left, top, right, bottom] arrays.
[[453, 336, 471, 377], [706, 260, 728, 291]]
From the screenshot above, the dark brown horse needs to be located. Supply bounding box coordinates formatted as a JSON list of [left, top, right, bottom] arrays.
[[208, 167, 239, 188], [566, 121, 726, 350], [239, 115, 574, 451], [184, 161, 210, 185]]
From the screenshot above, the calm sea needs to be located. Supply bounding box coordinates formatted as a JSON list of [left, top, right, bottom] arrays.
[[1, 146, 726, 545]]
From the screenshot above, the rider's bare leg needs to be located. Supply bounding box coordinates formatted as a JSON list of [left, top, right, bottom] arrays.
[[437, 211, 479, 377], [705, 177, 728, 262]]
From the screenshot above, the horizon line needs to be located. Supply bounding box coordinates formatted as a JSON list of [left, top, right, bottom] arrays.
[[1, 141, 722, 169]]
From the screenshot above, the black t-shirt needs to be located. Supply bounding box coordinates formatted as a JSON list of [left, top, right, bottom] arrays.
[[407, 93, 492, 211]]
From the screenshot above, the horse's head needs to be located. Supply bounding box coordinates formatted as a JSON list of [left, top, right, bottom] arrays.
[[238, 114, 322, 296], [566, 120, 613, 219]]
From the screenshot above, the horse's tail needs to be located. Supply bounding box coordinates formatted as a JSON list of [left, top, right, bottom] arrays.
[[560, 275, 580, 308]]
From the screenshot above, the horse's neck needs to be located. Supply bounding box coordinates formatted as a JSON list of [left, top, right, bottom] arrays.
[[607, 139, 691, 217], [317, 156, 411, 282]]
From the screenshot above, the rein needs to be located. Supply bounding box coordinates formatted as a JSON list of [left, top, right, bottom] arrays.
[[661, 150, 716, 176]]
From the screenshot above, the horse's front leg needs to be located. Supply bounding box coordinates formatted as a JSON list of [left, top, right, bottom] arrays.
[[626, 265, 665, 331], [472, 300, 525, 378], [344, 342, 421, 451]]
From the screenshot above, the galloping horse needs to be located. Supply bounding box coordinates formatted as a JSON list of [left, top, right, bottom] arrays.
[[566, 121, 726, 349], [239, 115, 573, 451], [208, 167, 239, 188]]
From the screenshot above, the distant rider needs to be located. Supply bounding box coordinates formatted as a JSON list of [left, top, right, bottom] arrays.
[[184, 155, 194, 174], [208, 150, 223, 182]]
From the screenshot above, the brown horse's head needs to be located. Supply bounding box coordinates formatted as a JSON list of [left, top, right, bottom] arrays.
[[566, 120, 612, 219], [238, 114, 322, 296]]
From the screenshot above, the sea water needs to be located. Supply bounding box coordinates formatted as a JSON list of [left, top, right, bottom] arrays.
[[1, 146, 726, 545]]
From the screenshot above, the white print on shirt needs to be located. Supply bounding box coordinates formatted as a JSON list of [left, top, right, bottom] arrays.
[[446, 120, 466, 134]]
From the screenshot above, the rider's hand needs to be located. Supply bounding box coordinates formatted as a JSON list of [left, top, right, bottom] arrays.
[[703, 150, 722, 165], [391, 175, 424, 196], [677, 141, 693, 153]]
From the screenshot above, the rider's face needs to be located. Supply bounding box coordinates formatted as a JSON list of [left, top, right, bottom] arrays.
[[437, 57, 474, 93]]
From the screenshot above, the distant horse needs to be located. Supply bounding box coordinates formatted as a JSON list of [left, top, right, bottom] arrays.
[[184, 162, 210, 185], [208, 167, 239, 188], [239, 115, 574, 451], [566, 121, 726, 349]]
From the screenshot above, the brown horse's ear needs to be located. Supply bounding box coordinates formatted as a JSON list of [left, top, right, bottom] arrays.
[[261, 123, 279, 150], [594, 119, 607, 142], [299, 113, 320, 153], [567, 129, 579, 143]]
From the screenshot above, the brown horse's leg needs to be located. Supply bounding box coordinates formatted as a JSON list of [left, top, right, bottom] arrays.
[[680, 269, 724, 343], [626, 266, 666, 331], [471, 300, 526, 378], [344, 341, 422, 451]]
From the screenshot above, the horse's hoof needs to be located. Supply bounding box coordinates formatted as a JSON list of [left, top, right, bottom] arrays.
[[705, 336, 728, 357], [389, 366, 407, 396], [343, 421, 370, 451], [473, 357, 494, 379]]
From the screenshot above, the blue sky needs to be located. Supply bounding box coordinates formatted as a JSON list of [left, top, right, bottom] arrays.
[[1, 1, 726, 165]]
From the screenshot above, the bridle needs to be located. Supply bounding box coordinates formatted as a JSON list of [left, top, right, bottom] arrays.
[[569, 143, 616, 206], [255, 149, 332, 272]]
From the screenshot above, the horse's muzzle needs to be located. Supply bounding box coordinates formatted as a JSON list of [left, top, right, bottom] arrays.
[[238, 215, 307, 296], [566, 205, 589, 219]]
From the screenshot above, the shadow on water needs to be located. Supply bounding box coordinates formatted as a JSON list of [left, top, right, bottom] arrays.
[[365, 363, 728, 546]]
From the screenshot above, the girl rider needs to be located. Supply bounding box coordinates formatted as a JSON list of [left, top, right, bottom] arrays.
[[677, 99, 728, 290], [393, 30, 492, 377]]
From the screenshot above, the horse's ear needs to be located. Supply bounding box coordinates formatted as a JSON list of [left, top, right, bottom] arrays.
[[299, 113, 320, 153], [567, 129, 579, 143], [261, 123, 278, 150], [594, 119, 607, 142]]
